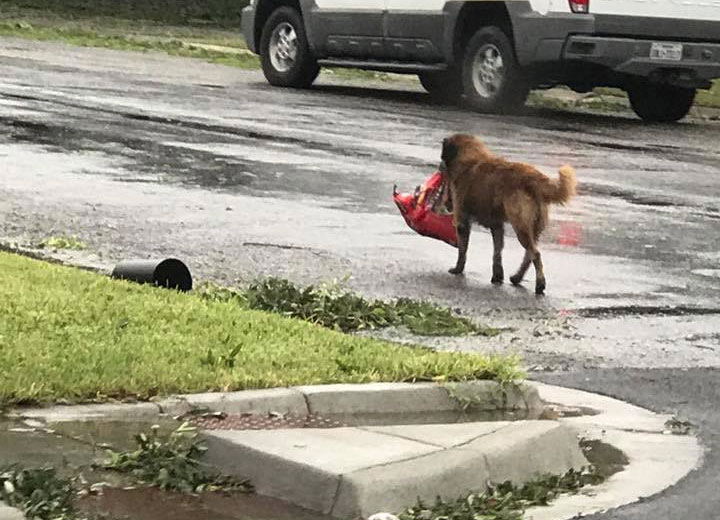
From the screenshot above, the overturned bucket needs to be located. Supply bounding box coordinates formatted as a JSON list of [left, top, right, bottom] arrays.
[[111, 258, 193, 292]]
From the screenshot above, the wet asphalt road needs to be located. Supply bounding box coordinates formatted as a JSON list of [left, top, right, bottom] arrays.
[[1, 37, 720, 517]]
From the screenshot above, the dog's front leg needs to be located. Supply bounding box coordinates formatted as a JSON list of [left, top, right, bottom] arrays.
[[491, 225, 504, 284], [450, 216, 471, 275]]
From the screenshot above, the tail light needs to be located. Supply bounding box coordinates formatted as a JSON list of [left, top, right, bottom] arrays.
[[569, 0, 589, 13]]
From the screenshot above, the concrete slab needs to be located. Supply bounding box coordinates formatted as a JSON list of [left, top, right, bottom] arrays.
[[331, 446, 492, 519], [362, 421, 510, 448], [205, 421, 587, 519], [207, 427, 439, 474], [469, 421, 588, 484], [204, 427, 440, 514], [0, 503, 23, 520]]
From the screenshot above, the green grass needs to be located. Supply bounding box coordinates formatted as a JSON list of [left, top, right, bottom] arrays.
[[0, 0, 248, 27], [0, 252, 521, 406], [595, 84, 720, 110], [38, 235, 88, 251], [0, 20, 261, 69], [695, 80, 720, 108]]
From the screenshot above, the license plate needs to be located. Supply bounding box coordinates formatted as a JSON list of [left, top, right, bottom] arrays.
[[650, 42, 683, 61]]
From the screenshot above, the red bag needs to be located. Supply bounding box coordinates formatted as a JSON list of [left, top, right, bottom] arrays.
[[393, 171, 457, 248]]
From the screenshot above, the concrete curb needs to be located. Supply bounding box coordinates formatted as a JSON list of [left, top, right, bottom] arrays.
[[524, 382, 703, 520], [11, 381, 541, 423]]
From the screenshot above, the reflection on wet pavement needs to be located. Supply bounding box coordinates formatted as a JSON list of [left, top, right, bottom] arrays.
[[0, 38, 719, 371]]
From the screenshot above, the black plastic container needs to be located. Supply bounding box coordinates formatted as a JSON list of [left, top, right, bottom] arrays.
[[111, 258, 192, 292]]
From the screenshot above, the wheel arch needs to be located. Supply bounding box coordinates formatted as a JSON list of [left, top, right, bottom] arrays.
[[445, 1, 516, 66], [253, 0, 314, 52]]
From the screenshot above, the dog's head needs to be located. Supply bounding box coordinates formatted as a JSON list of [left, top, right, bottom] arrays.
[[439, 133, 488, 178]]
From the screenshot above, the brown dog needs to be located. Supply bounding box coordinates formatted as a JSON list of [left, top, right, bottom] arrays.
[[439, 133, 576, 295]]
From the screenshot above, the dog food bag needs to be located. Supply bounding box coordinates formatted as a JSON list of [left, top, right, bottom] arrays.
[[393, 171, 457, 248]]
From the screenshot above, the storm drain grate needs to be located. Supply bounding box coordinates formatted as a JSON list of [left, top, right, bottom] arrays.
[[189, 413, 347, 431]]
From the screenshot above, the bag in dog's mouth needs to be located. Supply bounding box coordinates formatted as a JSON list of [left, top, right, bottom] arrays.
[[393, 171, 457, 248]]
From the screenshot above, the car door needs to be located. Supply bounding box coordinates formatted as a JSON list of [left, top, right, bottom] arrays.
[[384, 0, 446, 62], [309, 0, 385, 59]]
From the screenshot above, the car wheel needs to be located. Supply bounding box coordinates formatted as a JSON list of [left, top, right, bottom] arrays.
[[260, 6, 319, 88], [627, 83, 696, 122], [418, 70, 463, 104], [461, 26, 529, 113]]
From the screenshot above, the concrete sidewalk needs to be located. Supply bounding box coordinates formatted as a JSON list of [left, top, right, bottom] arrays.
[[206, 420, 585, 518], [7, 380, 703, 520]]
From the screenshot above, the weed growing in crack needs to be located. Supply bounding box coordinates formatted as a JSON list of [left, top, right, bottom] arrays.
[[398, 467, 604, 520], [0, 466, 83, 520], [100, 422, 252, 494]]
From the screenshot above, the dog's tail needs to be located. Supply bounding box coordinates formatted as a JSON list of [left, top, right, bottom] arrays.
[[542, 165, 577, 204]]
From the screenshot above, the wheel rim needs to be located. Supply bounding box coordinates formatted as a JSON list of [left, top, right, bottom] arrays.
[[269, 22, 298, 73], [471, 44, 504, 99]]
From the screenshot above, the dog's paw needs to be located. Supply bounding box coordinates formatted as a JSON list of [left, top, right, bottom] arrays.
[[449, 266, 465, 275], [491, 268, 504, 285], [509, 274, 523, 286], [535, 281, 546, 295]]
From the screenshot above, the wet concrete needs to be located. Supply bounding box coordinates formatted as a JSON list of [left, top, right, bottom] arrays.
[[0, 415, 331, 519], [0, 38, 719, 369], [77, 487, 329, 520], [536, 368, 720, 520]]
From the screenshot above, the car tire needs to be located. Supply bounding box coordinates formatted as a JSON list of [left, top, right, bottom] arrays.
[[260, 6, 319, 88], [461, 26, 529, 113], [627, 83, 696, 122], [418, 70, 463, 104]]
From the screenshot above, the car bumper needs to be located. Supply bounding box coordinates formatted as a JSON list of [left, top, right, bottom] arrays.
[[563, 36, 720, 87], [242, 5, 257, 54]]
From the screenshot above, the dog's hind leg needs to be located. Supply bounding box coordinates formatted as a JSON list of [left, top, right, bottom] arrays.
[[506, 195, 546, 294], [491, 224, 504, 284], [533, 252, 546, 295], [509, 229, 535, 285]]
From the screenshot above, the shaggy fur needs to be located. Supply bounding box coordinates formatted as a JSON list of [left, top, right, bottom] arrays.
[[439, 133, 577, 295]]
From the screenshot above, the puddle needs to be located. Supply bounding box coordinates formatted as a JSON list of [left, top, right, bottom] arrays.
[[581, 439, 629, 479], [77, 487, 329, 520]]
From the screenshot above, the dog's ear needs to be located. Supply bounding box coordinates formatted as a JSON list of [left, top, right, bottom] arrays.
[[441, 137, 459, 167]]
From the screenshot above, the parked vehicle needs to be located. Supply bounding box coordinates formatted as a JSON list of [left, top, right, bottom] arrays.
[[242, 0, 720, 122]]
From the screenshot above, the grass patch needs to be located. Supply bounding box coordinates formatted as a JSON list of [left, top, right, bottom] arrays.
[[695, 80, 720, 109], [0, 252, 521, 406], [199, 277, 501, 337], [0, 20, 260, 69], [0, 0, 249, 28], [38, 235, 88, 251], [528, 91, 628, 114], [399, 467, 603, 520], [100, 422, 252, 493]]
